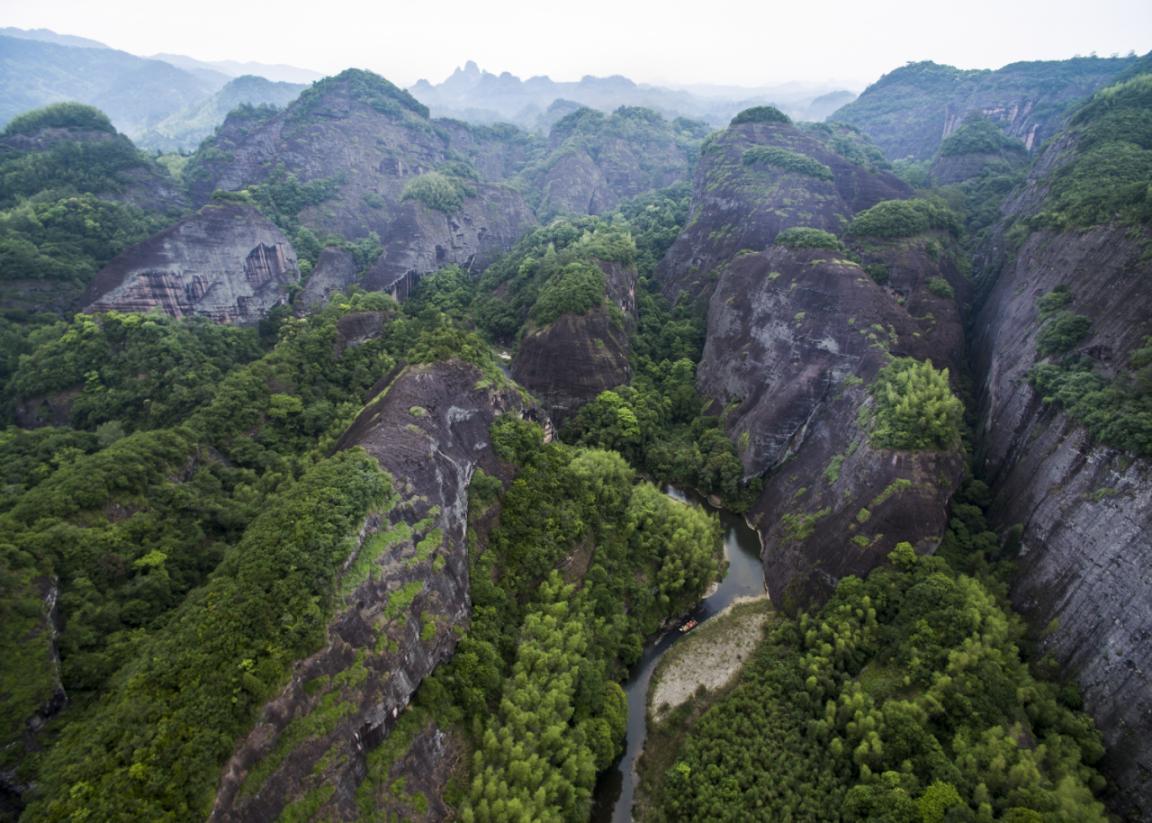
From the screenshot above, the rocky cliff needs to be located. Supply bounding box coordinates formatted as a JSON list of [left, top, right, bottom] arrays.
[[660, 110, 967, 607], [84, 202, 298, 324], [829, 56, 1139, 161], [182, 69, 538, 297], [968, 68, 1152, 817], [209, 360, 527, 820], [522, 107, 706, 218], [973, 228, 1152, 820], [511, 259, 636, 423], [658, 114, 908, 303]]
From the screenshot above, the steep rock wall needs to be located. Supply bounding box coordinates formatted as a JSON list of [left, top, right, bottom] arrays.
[[84, 202, 298, 324], [209, 361, 527, 821], [972, 224, 1152, 817]]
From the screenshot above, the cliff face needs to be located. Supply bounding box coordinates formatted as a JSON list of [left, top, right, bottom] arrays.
[[523, 107, 705, 218], [511, 259, 636, 423], [699, 242, 967, 607], [660, 114, 966, 608], [84, 203, 298, 324], [658, 119, 908, 302], [182, 70, 538, 297], [829, 57, 1137, 161], [972, 224, 1152, 817], [209, 360, 527, 821]]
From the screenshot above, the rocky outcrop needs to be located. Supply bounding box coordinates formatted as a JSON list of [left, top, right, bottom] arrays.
[[209, 360, 527, 821], [830, 57, 1137, 161], [658, 118, 908, 302], [524, 107, 704, 218], [183, 70, 537, 297], [699, 244, 967, 607], [84, 202, 298, 324], [512, 259, 636, 422], [972, 224, 1152, 818]]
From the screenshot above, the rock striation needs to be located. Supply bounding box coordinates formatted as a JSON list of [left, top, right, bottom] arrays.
[[84, 202, 298, 324], [182, 69, 537, 299], [209, 360, 527, 821], [973, 221, 1152, 818]]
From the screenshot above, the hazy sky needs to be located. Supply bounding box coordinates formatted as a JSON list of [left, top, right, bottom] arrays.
[[2, 0, 1149, 89]]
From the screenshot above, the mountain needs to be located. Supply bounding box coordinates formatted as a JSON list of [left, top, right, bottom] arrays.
[[0, 27, 109, 49], [150, 52, 324, 84], [0, 35, 227, 138], [136, 75, 306, 152], [410, 60, 856, 130], [830, 55, 1141, 161]]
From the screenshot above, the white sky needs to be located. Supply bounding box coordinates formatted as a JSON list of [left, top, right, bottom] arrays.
[[1, 0, 1149, 89]]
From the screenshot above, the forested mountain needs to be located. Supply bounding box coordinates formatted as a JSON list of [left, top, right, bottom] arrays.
[[831, 55, 1139, 161], [0, 46, 1150, 823]]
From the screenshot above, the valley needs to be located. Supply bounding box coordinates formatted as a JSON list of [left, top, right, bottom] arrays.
[[0, 29, 1149, 823]]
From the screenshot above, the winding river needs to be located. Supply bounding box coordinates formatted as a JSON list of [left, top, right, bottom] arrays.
[[590, 488, 766, 822]]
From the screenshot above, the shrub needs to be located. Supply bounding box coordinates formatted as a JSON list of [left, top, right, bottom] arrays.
[[869, 357, 964, 450], [775, 227, 844, 251], [939, 117, 1027, 157], [402, 172, 469, 213], [1037, 311, 1092, 356], [927, 277, 955, 299], [742, 147, 834, 180], [847, 199, 960, 239], [731, 106, 792, 127]]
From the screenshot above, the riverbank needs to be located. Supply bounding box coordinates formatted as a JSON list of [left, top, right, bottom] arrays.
[[632, 597, 773, 820], [648, 595, 772, 723]]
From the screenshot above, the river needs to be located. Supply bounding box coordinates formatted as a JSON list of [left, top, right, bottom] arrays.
[[589, 487, 766, 822]]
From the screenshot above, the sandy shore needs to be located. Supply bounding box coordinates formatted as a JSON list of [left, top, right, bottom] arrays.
[[648, 595, 771, 723]]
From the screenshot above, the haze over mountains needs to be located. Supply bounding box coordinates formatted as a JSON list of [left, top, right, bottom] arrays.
[[1, 16, 1151, 823]]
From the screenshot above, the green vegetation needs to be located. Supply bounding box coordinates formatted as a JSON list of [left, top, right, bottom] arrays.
[[402, 169, 476, 214], [926, 276, 955, 299], [1032, 73, 1152, 229], [3, 103, 118, 137], [868, 357, 964, 451], [1029, 339, 1152, 458], [847, 198, 960, 239], [742, 146, 834, 180], [939, 117, 1028, 157], [775, 227, 845, 251], [290, 68, 429, 121], [0, 104, 175, 299], [473, 216, 632, 339], [24, 451, 390, 819], [730, 106, 792, 126], [650, 544, 1107, 821], [1037, 311, 1092, 356]]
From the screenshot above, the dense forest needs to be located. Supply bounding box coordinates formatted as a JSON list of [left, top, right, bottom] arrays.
[[0, 40, 1149, 823]]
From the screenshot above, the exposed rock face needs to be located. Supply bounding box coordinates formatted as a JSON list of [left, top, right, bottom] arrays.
[[84, 203, 298, 324], [830, 57, 1136, 161], [658, 119, 908, 302], [183, 70, 538, 296], [524, 107, 703, 217], [972, 224, 1152, 818], [297, 246, 361, 310], [512, 259, 636, 422], [209, 360, 527, 821], [699, 244, 967, 607]]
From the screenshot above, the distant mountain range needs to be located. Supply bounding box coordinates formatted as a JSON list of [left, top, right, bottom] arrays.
[[0, 28, 321, 150], [408, 60, 856, 130]]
